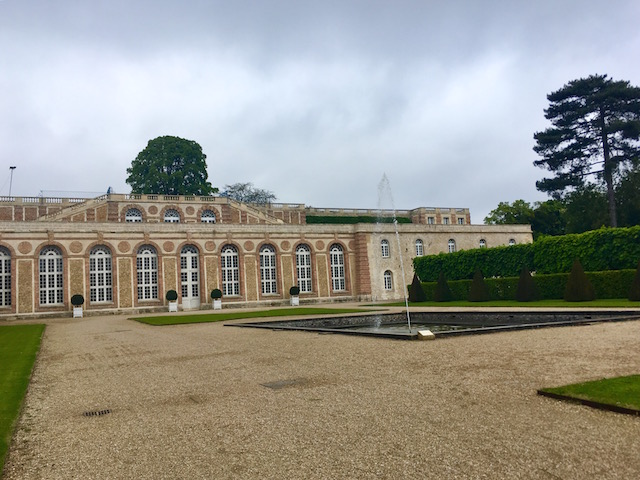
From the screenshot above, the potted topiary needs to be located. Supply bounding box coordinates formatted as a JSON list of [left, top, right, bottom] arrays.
[[289, 286, 300, 306], [166, 289, 178, 312], [211, 288, 223, 310], [71, 294, 84, 318]]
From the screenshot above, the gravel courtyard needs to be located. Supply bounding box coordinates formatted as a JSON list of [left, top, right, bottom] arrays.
[[3, 311, 640, 479]]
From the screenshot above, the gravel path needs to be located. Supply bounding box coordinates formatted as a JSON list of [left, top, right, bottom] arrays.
[[3, 312, 640, 479]]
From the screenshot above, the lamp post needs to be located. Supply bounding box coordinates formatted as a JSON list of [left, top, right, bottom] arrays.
[[9, 166, 16, 198]]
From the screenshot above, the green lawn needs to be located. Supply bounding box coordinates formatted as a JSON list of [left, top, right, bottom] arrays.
[[384, 299, 640, 308], [539, 375, 640, 413], [0, 324, 45, 474], [133, 307, 381, 326]]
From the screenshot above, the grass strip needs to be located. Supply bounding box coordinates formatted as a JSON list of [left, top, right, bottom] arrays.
[[381, 299, 640, 308], [539, 375, 640, 415], [0, 324, 45, 474], [133, 307, 380, 326]]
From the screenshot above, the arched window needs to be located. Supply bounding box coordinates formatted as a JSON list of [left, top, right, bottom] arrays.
[[180, 245, 200, 302], [39, 246, 63, 305], [260, 245, 277, 294], [381, 239, 390, 258], [90, 246, 112, 303], [509, 239, 516, 246], [296, 244, 312, 293], [479, 239, 486, 248], [383, 270, 393, 290], [448, 239, 456, 253], [136, 245, 158, 300], [125, 208, 142, 223], [221, 245, 240, 296], [415, 239, 424, 257], [200, 210, 216, 224], [330, 244, 345, 291], [164, 209, 180, 223], [0, 246, 11, 307]]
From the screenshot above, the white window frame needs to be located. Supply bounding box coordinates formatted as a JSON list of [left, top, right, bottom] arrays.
[[383, 270, 393, 290], [221, 245, 240, 296], [295, 244, 312, 293], [457, 217, 464, 225], [200, 210, 216, 223], [180, 245, 200, 299], [164, 209, 180, 223], [415, 239, 424, 257], [381, 239, 390, 258], [137, 246, 158, 300], [125, 208, 142, 223], [90, 246, 113, 303], [39, 246, 63, 305], [260, 245, 277, 295], [0, 246, 11, 307], [443, 217, 450, 225], [330, 244, 345, 291], [448, 239, 456, 253], [427, 217, 435, 225]]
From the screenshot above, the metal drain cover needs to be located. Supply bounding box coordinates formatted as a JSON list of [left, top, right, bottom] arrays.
[[83, 409, 112, 417], [261, 378, 307, 390]]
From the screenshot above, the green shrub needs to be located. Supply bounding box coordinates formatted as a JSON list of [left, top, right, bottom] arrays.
[[165, 290, 178, 301], [210, 289, 222, 299], [433, 272, 453, 302], [564, 259, 595, 302], [468, 270, 490, 302], [70, 294, 84, 306], [629, 261, 640, 301], [289, 286, 300, 296], [408, 274, 427, 302], [516, 266, 539, 302]]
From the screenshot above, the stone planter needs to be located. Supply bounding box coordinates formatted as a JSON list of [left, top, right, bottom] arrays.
[[168, 301, 178, 312], [213, 299, 222, 310], [73, 306, 83, 318], [290, 295, 299, 306]]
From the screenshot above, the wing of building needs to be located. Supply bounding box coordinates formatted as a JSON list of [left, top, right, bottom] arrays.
[[0, 193, 532, 318]]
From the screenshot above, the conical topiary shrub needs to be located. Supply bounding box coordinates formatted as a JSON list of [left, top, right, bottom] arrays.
[[408, 273, 427, 302], [434, 272, 452, 302], [564, 259, 595, 302], [516, 265, 539, 302], [629, 260, 640, 301], [468, 269, 490, 302]]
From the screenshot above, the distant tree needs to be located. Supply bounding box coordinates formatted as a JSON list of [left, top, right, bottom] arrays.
[[126, 136, 216, 195], [531, 200, 566, 238], [563, 185, 609, 233], [223, 182, 276, 205], [616, 165, 640, 227], [484, 200, 534, 225], [533, 74, 640, 227]]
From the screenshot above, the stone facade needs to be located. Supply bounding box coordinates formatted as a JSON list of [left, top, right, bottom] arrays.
[[0, 194, 532, 317]]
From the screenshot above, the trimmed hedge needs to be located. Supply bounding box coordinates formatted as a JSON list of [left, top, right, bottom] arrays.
[[419, 269, 636, 301], [414, 226, 640, 281], [306, 215, 412, 224]]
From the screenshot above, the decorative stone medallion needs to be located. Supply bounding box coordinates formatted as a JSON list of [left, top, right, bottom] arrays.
[[163, 241, 175, 253], [18, 241, 32, 254], [205, 241, 216, 252], [69, 241, 83, 254], [348, 241, 356, 251], [280, 240, 291, 251], [118, 241, 131, 253], [315, 240, 325, 250], [243, 241, 255, 251], [148, 206, 158, 214], [186, 206, 195, 215]]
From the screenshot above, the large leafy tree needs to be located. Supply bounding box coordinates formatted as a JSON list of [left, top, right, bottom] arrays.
[[533, 74, 640, 227], [126, 136, 216, 195], [484, 199, 534, 225]]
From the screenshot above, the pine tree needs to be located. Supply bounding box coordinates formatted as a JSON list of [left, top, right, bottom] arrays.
[[434, 272, 453, 302], [516, 265, 539, 302], [408, 273, 427, 302], [468, 269, 490, 302], [564, 259, 596, 302]]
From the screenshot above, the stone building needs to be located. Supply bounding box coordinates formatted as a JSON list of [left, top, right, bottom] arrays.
[[0, 194, 532, 317]]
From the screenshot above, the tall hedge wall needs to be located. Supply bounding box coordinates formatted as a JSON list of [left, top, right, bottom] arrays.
[[420, 269, 636, 301], [413, 226, 640, 281]]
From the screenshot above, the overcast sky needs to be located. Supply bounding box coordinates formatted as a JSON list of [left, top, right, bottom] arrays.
[[1, 0, 639, 222]]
